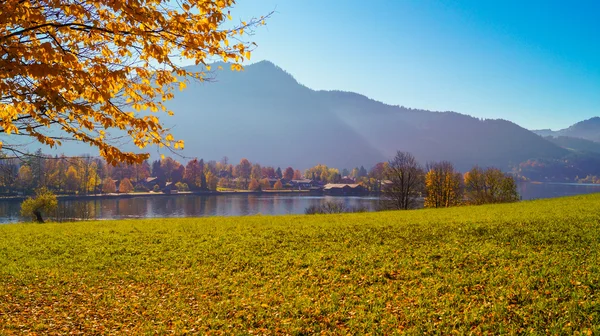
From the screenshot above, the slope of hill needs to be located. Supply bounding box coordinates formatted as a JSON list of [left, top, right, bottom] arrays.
[[319, 90, 567, 170], [158, 61, 567, 170], [544, 135, 600, 154], [533, 117, 600, 142], [3, 194, 600, 333], [30, 60, 570, 171], [162, 61, 387, 169]]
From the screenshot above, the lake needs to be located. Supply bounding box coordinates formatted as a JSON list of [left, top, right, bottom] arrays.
[[0, 194, 382, 223], [1, 182, 600, 223]]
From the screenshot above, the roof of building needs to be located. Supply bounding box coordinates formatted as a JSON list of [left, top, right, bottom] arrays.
[[323, 183, 362, 190], [291, 179, 313, 183]]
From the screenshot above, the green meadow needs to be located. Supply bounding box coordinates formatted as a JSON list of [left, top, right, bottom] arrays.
[[1, 194, 600, 335]]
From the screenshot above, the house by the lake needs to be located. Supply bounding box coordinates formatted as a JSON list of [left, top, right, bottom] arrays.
[[289, 179, 317, 190], [142, 176, 166, 190], [323, 183, 367, 196]]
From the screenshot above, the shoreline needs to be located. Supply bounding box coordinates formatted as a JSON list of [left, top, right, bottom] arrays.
[[0, 189, 317, 202]]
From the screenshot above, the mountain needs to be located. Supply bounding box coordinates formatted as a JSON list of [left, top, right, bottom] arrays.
[[533, 117, 600, 142], [29, 61, 570, 171], [151, 60, 568, 171], [316, 91, 567, 170], [532, 129, 556, 137], [543, 136, 600, 154], [161, 61, 387, 170]]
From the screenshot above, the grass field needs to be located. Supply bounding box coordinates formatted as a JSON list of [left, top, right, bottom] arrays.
[[1, 194, 600, 334]]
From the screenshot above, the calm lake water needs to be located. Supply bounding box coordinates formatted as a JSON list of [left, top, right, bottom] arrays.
[[1, 182, 600, 223], [0, 194, 381, 223]]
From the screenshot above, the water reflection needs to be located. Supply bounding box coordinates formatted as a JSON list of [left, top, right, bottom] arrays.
[[2, 182, 600, 223], [0, 194, 381, 223], [517, 182, 600, 200]]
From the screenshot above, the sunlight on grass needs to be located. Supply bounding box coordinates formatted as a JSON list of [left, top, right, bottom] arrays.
[[1, 194, 600, 334]]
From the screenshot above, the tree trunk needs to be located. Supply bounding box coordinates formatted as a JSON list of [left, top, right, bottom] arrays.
[[33, 210, 44, 223]]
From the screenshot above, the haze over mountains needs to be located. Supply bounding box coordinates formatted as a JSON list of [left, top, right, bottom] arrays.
[[38, 61, 599, 172], [160, 61, 570, 171], [533, 118, 600, 143]]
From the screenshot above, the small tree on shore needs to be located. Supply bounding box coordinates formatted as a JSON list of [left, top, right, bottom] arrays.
[[464, 167, 520, 204], [382, 151, 425, 210], [293, 170, 302, 180], [260, 178, 271, 190], [218, 177, 230, 189], [273, 180, 284, 190], [206, 172, 219, 191], [102, 178, 116, 194], [424, 161, 463, 208], [283, 167, 294, 180], [119, 178, 134, 193], [248, 179, 261, 191], [20, 187, 58, 223]]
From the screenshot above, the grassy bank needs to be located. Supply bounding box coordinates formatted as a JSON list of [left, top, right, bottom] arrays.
[[1, 195, 600, 334]]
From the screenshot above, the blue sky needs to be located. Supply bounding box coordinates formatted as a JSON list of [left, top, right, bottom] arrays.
[[226, 0, 599, 130]]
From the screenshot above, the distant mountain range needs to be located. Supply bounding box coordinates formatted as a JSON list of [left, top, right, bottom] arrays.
[[34, 60, 599, 172], [533, 118, 600, 143], [155, 60, 575, 171], [541, 135, 600, 154]]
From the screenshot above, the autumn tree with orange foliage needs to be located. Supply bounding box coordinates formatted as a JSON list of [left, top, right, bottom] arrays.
[[260, 178, 271, 190], [283, 167, 294, 180], [102, 178, 116, 193], [248, 179, 261, 191], [251, 164, 262, 180], [119, 178, 134, 193], [184, 159, 206, 190], [464, 166, 519, 205], [424, 161, 463, 208], [235, 158, 252, 189], [0, 1, 267, 164]]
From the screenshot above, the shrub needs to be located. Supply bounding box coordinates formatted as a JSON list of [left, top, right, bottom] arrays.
[[134, 183, 149, 192], [175, 182, 189, 192], [304, 204, 322, 215], [20, 187, 58, 223], [153, 184, 161, 192], [305, 201, 369, 215]]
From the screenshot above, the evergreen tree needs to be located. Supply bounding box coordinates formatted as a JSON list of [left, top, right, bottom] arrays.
[[151, 160, 163, 179], [359, 166, 368, 177]]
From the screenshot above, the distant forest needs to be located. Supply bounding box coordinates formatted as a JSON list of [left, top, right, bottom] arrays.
[[513, 151, 600, 183], [0, 151, 385, 196], [4, 145, 600, 197]]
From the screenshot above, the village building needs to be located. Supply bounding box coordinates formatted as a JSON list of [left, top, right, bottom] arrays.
[[142, 177, 167, 190], [289, 179, 316, 189], [267, 178, 281, 188], [323, 183, 367, 196], [339, 176, 356, 184]]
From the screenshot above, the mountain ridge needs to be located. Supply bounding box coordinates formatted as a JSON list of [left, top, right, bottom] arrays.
[[532, 117, 600, 142], [156, 61, 569, 170], [33, 60, 581, 171]]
